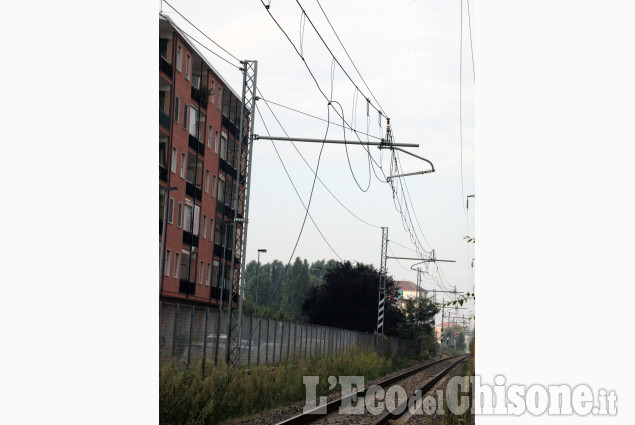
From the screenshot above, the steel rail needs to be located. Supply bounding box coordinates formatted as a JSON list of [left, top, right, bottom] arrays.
[[370, 354, 469, 425], [273, 355, 467, 425]]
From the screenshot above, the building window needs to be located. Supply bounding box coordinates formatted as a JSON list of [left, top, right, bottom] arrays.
[[199, 260, 204, 284], [214, 131, 219, 154], [207, 125, 212, 149], [202, 215, 207, 239], [171, 148, 177, 173], [217, 87, 222, 109], [177, 203, 183, 227], [204, 170, 209, 193], [212, 261, 219, 287], [186, 54, 191, 80], [174, 97, 180, 123], [209, 218, 214, 241], [217, 178, 224, 201], [210, 80, 215, 104], [183, 104, 188, 129], [220, 133, 227, 160], [212, 175, 217, 198], [180, 153, 187, 179], [188, 105, 198, 137], [164, 250, 171, 276], [206, 263, 211, 286], [173, 253, 180, 278], [176, 44, 182, 72], [167, 198, 174, 224], [184, 203, 193, 232], [193, 205, 200, 236]]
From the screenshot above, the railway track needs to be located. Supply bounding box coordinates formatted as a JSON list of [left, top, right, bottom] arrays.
[[273, 354, 469, 425]]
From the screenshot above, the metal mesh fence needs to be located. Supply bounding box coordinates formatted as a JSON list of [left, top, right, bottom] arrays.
[[160, 301, 417, 367]]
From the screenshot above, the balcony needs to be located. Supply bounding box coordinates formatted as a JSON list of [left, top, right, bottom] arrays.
[[185, 181, 202, 202], [222, 114, 240, 141], [159, 55, 173, 79], [188, 134, 205, 155], [159, 110, 170, 130], [159, 165, 167, 182], [182, 230, 199, 247], [219, 158, 237, 180], [179, 279, 196, 295], [191, 86, 208, 110], [209, 286, 230, 302], [213, 243, 233, 261]]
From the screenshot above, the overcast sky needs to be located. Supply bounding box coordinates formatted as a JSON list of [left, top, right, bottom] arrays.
[[161, 0, 475, 317]]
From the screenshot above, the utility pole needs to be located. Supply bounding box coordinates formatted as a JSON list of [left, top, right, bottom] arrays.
[[440, 298, 444, 353], [377, 227, 388, 335], [225, 60, 258, 366], [414, 268, 421, 342]]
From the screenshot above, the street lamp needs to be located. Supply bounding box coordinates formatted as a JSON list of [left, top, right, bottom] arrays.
[[255, 249, 267, 313], [159, 186, 178, 292]]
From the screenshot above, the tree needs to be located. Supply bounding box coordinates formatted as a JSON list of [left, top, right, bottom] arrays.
[[396, 297, 439, 339], [442, 325, 466, 351], [302, 261, 405, 337], [281, 257, 311, 321]]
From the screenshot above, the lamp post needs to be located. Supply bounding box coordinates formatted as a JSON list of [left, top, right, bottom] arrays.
[[159, 186, 178, 293], [255, 249, 267, 313]]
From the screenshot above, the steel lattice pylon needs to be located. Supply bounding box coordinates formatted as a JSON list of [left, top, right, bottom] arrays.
[[225, 60, 258, 366], [377, 227, 388, 335]]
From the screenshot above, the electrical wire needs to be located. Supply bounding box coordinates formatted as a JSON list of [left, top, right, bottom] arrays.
[[162, 1, 241, 63], [257, 0, 388, 187], [257, 88, 383, 229], [194, 100, 329, 425], [460, 0, 466, 212], [292, 0, 386, 118], [259, 97, 382, 140], [256, 105, 344, 261], [314, 0, 387, 116], [162, 16, 242, 70], [466, 0, 475, 82]]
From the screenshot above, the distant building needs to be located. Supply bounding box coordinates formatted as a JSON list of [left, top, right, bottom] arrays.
[[159, 14, 248, 306], [394, 280, 422, 308]]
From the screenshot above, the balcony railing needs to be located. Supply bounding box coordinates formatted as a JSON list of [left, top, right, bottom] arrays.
[[179, 279, 196, 295], [182, 230, 199, 247], [185, 181, 202, 202], [222, 114, 240, 141], [160, 165, 168, 182], [209, 286, 230, 302], [159, 55, 173, 79], [191, 86, 208, 110], [188, 134, 205, 155], [159, 110, 170, 130]]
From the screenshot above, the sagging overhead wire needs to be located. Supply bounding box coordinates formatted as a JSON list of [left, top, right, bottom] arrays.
[[257, 88, 383, 229], [162, 1, 241, 66]]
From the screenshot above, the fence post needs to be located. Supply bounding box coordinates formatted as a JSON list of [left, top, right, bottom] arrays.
[[304, 323, 309, 359], [286, 320, 291, 362], [265, 316, 270, 364], [273, 318, 278, 364], [187, 306, 194, 366], [280, 319, 285, 363], [247, 314, 253, 366], [202, 307, 209, 376], [171, 303, 179, 358], [256, 316, 261, 365], [213, 306, 222, 366]]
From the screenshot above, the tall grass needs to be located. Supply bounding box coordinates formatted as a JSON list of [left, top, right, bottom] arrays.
[[160, 345, 422, 425]]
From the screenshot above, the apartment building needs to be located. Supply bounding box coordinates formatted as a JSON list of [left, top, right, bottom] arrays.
[[159, 14, 247, 306]]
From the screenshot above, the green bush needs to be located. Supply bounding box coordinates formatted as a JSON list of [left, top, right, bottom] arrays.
[[160, 346, 424, 425]]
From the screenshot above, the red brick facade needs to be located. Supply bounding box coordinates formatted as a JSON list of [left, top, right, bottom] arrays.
[[159, 15, 245, 306]]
